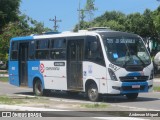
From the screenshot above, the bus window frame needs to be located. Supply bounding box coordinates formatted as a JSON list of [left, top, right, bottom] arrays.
[[35, 39, 50, 60], [10, 41, 19, 61], [84, 35, 106, 67], [66, 36, 86, 61], [50, 38, 66, 60], [28, 40, 35, 60]]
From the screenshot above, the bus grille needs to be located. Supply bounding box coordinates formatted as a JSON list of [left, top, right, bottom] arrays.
[[125, 66, 143, 71], [119, 76, 148, 82]]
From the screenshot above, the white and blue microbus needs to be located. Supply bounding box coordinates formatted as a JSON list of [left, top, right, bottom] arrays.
[[9, 28, 153, 101]]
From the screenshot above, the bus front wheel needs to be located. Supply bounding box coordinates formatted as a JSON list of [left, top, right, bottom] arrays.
[[126, 93, 138, 100], [87, 83, 99, 102], [33, 79, 43, 96]]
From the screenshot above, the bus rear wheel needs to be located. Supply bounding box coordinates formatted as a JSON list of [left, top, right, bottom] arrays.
[[87, 83, 99, 102], [126, 93, 138, 100], [33, 79, 43, 96]]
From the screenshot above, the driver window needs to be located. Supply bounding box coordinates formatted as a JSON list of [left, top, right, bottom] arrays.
[[85, 36, 105, 66]]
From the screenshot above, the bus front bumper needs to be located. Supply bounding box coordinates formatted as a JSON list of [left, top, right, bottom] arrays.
[[108, 80, 153, 94]]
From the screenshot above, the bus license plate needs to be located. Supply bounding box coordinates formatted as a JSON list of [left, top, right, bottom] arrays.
[[132, 85, 140, 88]]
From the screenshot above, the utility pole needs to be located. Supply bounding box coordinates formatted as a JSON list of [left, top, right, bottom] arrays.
[[77, 0, 81, 31], [49, 16, 62, 31], [77, 0, 88, 31]]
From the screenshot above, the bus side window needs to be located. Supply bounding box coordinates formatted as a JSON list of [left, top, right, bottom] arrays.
[[89, 41, 98, 58], [70, 42, 76, 61], [35, 39, 49, 59], [28, 41, 35, 60], [85, 36, 105, 66], [50, 38, 66, 60], [11, 41, 18, 60]]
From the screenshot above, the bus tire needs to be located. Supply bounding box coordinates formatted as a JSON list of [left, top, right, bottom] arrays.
[[33, 79, 43, 96], [87, 83, 99, 102], [126, 93, 138, 100]]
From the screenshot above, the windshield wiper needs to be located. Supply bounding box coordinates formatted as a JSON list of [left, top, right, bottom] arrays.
[[123, 39, 132, 68], [122, 49, 129, 68], [134, 54, 146, 67]]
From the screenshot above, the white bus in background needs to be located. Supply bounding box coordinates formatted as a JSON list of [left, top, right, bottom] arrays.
[[9, 28, 153, 102]]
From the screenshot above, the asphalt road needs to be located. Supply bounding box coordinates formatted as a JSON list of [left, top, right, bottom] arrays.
[[0, 80, 160, 111], [0, 81, 160, 120]]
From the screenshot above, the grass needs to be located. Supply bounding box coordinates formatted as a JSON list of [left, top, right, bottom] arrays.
[[81, 103, 109, 109], [0, 71, 8, 74], [153, 86, 160, 92], [0, 96, 40, 105], [0, 96, 25, 105], [0, 77, 8, 82]]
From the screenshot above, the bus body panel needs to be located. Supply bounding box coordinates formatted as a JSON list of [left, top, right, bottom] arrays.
[[28, 61, 42, 88], [40, 61, 67, 90], [9, 61, 19, 86], [28, 61, 67, 90], [83, 61, 107, 93]]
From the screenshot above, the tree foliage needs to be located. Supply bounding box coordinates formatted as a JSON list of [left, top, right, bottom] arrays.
[[85, 0, 97, 21], [0, 0, 51, 62], [75, 6, 160, 43], [0, 0, 20, 31]]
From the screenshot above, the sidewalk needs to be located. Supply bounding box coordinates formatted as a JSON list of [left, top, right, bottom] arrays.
[[0, 74, 8, 77], [153, 78, 160, 82]]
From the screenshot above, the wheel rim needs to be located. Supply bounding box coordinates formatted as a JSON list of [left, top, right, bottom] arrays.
[[37, 84, 42, 93], [88, 87, 98, 101], [35, 81, 42, 95]]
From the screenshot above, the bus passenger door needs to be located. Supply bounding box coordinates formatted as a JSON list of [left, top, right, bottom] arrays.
[[19, 43, 29, 86], [67, 39, 84, 90]]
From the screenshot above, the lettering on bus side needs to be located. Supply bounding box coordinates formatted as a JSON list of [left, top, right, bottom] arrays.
[[54, 62, 65, 66], [46, 67, 60, 70], [32, 67, 38, 70], [109, 63, 119, 71]]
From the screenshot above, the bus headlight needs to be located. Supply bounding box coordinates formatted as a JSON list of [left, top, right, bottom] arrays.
[[108, 68, 118, 81]]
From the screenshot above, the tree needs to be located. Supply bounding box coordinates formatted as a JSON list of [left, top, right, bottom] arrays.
[[0, 0, 21, 31], [0, 22, 22, 62], [153, 6, 160, 41], [85, 0, 97, 21]]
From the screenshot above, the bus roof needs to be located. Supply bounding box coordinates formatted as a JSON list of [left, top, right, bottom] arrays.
[[11, 36, 33, 41], [97, 31, 139, 38], [11, 30, 139, 41]]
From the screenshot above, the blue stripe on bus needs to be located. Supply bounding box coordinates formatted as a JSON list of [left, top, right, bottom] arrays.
[[11, 36, 33, 41], [9, 60, 45, 89], [121, 82, 148, 94], [127, 72, 141, 76], [28, 61, 44, 89], [9, 61, 19, 86]]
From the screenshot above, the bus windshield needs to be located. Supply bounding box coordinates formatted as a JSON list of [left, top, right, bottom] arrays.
[[103, 37, 151, 67]]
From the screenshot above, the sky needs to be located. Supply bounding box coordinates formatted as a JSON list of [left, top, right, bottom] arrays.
[[20, 0, 160, 32]]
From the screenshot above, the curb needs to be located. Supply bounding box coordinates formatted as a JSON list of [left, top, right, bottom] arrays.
[[0, 74, 8, 77], [0, 104, 67, 111], [0, 105, 147, 120]]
